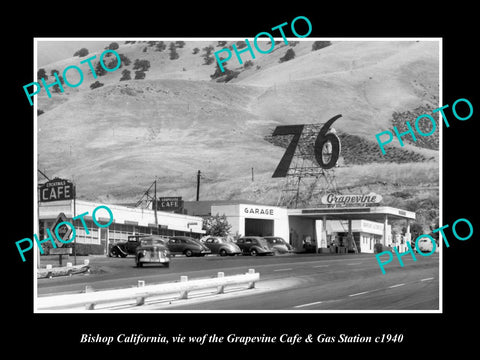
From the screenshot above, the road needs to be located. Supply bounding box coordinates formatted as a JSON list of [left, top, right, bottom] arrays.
[[36, 252, 439, 311]]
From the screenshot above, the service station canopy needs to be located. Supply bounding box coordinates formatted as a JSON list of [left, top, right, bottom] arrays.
[[288, 206, 416, 222]]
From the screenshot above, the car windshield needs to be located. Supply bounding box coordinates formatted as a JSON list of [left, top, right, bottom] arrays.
[[268, 237, 286, 244], [140, 239, 165, 246], [257, 238, 269, 246]]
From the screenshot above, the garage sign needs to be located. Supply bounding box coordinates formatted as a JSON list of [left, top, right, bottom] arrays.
[[39, 178, 75, 202]]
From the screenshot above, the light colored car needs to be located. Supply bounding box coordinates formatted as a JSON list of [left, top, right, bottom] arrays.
[[263, 236, 294, 254], [202, 236, 242, 256], [135, 236, 171, 267]]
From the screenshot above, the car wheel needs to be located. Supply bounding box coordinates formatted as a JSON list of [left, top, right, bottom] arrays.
[[250, 249, 258, 256], [110, 248, 118, 257], [136, 259, 143, 267], [164, 262, 170, 268], [219, 249, 228, 257], [184, 249, 193, 257]]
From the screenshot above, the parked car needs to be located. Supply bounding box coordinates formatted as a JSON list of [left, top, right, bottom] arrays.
[[202, 236, 242, 256], [263, 236, 294, 254], [109, 235, 143, 257], [167, 236, 211, 257], [135, 236, 171, 267], [235, 236, 274, 256]]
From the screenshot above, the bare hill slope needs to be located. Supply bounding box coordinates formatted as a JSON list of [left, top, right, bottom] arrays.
[[37, 39, 439, 218]]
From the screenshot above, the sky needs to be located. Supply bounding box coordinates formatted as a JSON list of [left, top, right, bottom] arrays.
[[37, 40, 112, 66]]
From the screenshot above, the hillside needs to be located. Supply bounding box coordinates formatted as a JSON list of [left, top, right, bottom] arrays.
[[37, 39, 440, 229]]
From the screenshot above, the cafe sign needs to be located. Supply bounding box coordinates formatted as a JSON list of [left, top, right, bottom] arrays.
[[39, 178, 75, 202], [321, 192, 382, 207]]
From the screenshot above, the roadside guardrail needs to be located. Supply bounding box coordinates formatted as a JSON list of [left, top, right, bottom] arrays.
[[37, 269, 259, 310]]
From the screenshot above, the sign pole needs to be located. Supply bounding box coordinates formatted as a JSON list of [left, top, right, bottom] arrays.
[[73, 183, 77, 265], [154, 179, 158, 228]]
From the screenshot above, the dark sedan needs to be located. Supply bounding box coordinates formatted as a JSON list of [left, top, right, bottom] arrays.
[[263, 236, 294, 254], [167, 236, 211, 257], [235, 236, 274, 256], [135, 236, 171, 268]]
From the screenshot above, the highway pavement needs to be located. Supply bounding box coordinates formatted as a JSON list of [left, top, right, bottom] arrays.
[[36, 252, 439, 311]]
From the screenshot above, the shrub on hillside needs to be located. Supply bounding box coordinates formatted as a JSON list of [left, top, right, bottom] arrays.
[[169, 42, 179, 60], [175, 41, 185, 48], [243, 60, 253, 69], [202, 45, 214, 65], [192, 47, 200, 54], [217, 41, 227, 47], [73, 48, 89, 57], [106, 42, 119, 50], [37, 68, 48, 80], [49, 70, 64, 93], [119, 53, 131, 67], [119, 69, 131, 81], [155, 41, 166, 52], [95, 61, 107, 76], [312, 41, 332, 51], [133, 59, 151, 71], [279, 48, 295, 63], [90, 81, 104, 89], [134, 70, 146, 80], [210, 62, 239, 82]]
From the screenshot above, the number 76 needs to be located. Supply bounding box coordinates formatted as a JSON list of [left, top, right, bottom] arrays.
[[271, 114, 342, 178]]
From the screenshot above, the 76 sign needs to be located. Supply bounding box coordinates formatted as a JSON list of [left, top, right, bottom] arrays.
[[271, 114, 342, 178]]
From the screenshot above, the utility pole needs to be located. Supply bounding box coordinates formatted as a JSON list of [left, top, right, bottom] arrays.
[[154, 179, 158, 227], [196, 170, 201, 201]]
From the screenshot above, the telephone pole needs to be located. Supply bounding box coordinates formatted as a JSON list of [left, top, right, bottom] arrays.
[[154, 179, 158, 227], [196, 170, 201, 201]]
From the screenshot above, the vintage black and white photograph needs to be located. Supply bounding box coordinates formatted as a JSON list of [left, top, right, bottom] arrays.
[[32, 37, 442, 313]]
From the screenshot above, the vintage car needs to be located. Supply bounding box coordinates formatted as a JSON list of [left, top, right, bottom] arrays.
[[263, 236, 294, 254], [109, 235, 143, 257], [235, 236, 274, 256], [135, 236, 171, 267], [167, 236, 211, 257], [202, 236, 242, 256]]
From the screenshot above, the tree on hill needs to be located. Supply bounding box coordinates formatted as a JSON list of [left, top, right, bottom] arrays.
[[169, 42, 179, 60], [73, 48, 89, 57], [312, 41, 332, 51], [37, 68, 48, 80], [133, 59, 151, 71], [95, 61, 107, 76], [119, 53, 131, 67], [202, 45, 214, 65], [175, 41, 185, 48], [106, 42, 119, 50], [279, 48, 295, 63], [210, 61, 239, 83], [90, 81, 104, 90], [134, 70, 146, 80], [49, 70, 64, 93], [155, 41, 166, 52], [119, 69, 131, 81]]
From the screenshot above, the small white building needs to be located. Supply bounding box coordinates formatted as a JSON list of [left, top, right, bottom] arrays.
[[39, 199, 205, 255], [327, 220, 391, 253], [211, 203, 289, 241]]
